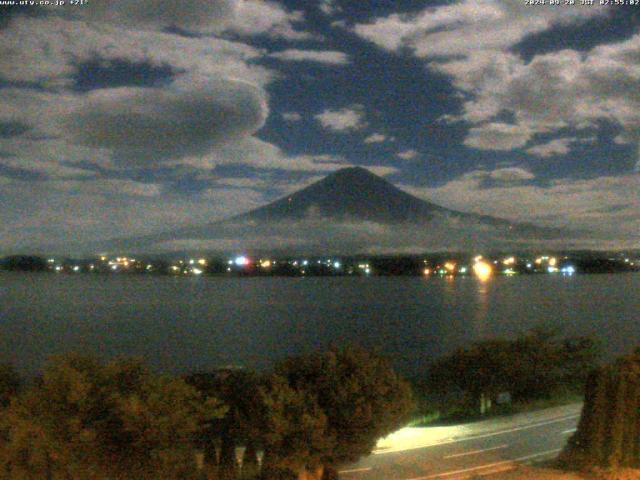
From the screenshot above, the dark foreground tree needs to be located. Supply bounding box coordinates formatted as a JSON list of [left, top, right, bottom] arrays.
[[0, 365, 20, 408], [258, 375, 332, 480], [186, 368, 264, 480], [0, 354, 226, 480], [559, 349, 640, 470], [261, 346, 415, 480], [427, 328, 599, 411]]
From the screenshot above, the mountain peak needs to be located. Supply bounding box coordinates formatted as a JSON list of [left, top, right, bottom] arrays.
[[236, 166, 447, 223], [323, 166, 388, 185]]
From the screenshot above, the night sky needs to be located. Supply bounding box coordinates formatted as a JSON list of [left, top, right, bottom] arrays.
[[0, 0, 639, 252]]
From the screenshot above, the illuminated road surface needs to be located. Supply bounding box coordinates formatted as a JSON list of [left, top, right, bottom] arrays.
[[339, 403, 582, 480]]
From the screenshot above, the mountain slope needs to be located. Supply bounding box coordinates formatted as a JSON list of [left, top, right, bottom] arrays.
[[234, 166, 451, 224], [81, 167, 563, 254]]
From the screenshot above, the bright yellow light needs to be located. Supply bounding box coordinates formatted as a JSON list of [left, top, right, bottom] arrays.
[[473, 261, 493, 281], [503, 256, 515, 265], [423, 268, 431, 276], [260, 260, 272, 268], [444, 262, 456, 272], [535, 257, 543, 265], [474, 255, 483, 262], [549, 257, 557, 267], [198, 258, 207, 266]]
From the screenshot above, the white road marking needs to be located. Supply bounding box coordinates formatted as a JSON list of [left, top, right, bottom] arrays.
[[562, 428, 577, 434], [338, 467, 372, 475], [374, 414, 579, 455], [443, 444, 508, 459], [405, 448, 562, 480], [409, 460, 515, 480], [518, 448, 563, 462], [475, 465, 517, 477]]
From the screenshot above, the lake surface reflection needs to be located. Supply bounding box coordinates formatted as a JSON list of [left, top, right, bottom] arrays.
[[0, 272, 638, 376]]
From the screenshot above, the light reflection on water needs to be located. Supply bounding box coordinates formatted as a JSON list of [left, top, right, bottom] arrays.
[[0, 272, 638, 377], [474, 280, 490, 338]]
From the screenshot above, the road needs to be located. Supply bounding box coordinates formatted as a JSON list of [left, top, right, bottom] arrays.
[[339, 403, 582, 480]]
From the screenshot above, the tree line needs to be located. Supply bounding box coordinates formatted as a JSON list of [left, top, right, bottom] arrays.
[[0, 347, 414, 480], [415, 328, 599, 421], [0, 330, 601, 479]]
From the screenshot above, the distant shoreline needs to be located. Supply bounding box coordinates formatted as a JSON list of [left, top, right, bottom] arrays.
[[1, 252, 638, 277]]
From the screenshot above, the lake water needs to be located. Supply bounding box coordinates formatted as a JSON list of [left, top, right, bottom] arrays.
[[0, 272, 638, 377]]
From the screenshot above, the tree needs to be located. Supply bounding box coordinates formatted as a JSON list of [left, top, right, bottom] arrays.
[[263, 346, 414, 480], [427, 328, 599, 411], [0, 364, 20, 408], [0, 354, 226, 479], [559, 348, 640, 470], [186, 368, 264, 479], [258, 375, 332, 480]]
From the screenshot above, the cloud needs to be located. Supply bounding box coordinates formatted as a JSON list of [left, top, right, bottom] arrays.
[[0, 82, 387, 181], [364, 133, 387, 144], [353, 0, 603, 58], [179, 137, 346, 172], [0, 15, 318, 176], [122, 216, 542, 255], [61, 0, 311, 39], [396, 149, 418, 160], [0, 129, 111, 178], [314, 105, 366, 132], [268, 49, 350, 65], [526, 138, 575, 158], [488, 167, 535, 182], [451, 38, 640, 163], [361, 165, 398, 177], [403, 169, 640, 241], [50, 179, 162, 198], [64, 80, 268, 166], [464, 123, 532, 151], [318, 0, 341, 16], [352, 2, 640, 170], [0, 178, 267, 253], [0, 16, 273, 88], [229, 1, 312, 40], [282, 112, 302, 122], [183, 137, 398, 175]]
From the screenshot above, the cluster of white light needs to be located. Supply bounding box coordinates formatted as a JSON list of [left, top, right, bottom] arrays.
[[234, 256, 250, 266], [357, 263, 371, 275], [108, 256, 135, 268]]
